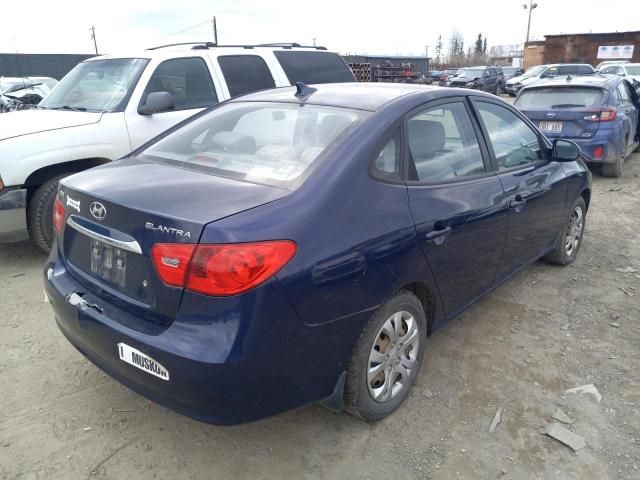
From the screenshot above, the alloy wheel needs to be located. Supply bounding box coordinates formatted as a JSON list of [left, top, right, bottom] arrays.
[[565, 206, 584, 257], [367, 311, 420, 403]]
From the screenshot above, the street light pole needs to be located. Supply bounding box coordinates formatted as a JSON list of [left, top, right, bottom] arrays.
[[523, 1, 538, 44]]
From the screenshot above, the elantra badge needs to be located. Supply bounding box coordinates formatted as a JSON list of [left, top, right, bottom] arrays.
[[90, 202, 107, 220]]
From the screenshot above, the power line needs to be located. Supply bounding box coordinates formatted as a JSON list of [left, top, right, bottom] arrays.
[[162, 20, 211, 38]]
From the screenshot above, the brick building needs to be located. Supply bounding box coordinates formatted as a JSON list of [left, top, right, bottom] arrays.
[[523, 30, 640, 69]]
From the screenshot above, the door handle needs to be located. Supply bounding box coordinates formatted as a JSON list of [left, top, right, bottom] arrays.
[[425, 226, 452, 246], [509, 195, 527, 210]]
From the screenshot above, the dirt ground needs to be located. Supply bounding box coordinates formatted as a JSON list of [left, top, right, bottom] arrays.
[[1, 152, 639, 480]]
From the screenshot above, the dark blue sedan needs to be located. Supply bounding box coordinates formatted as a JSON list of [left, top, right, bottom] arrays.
[[44, 83, 591, 424], [515, 74, 640, 177]]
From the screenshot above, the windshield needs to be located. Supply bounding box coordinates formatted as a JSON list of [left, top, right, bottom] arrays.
[[140, 102, 363, 189], [523, 65, 547, 78], [40, 58, 148, 112], [626, 66, 640, 75], [459, 69, 484, 78], [515, 87, 605, 110]]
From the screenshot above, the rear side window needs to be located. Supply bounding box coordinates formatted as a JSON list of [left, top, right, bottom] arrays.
[[515, 87, 605, 109], [617, 82, 631, 104], [218, 55, 276, 98], [407, 102, 485, 182], [142, 57, 217, 111], [274, 51, 355, 84]]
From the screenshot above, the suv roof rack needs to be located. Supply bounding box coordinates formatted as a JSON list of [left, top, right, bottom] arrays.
[[146, 42, 327, 51]]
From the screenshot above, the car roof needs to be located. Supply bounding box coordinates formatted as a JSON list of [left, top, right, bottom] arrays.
[[230, 82, 469, 112], [521, 73, 620, 90], [84, 43, 333, 62]]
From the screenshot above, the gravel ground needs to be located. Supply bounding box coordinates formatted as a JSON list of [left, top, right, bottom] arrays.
[[1, 152, 639, 480]]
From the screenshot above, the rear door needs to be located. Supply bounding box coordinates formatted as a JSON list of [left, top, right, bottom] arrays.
[[405, 97, 508, 317], [471, 98, 568, 281]]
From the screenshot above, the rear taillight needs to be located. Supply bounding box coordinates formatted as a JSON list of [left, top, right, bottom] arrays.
[[53, 197, 65, 234], [187, 241, 297, 296], [583, 109, 617, 122], [151, 240, 297, 296], [151, 243, 196, 287]]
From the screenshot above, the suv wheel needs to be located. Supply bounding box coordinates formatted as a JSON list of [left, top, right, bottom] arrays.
[[344, 291, 426, 421], [495, 84, 502, 96], [27, 173, 70, 252]]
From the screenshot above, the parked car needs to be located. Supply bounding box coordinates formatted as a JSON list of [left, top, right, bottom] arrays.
[[595, 60, 629, 71], [0, 76, 57, 112], [45, 82, 591, 425], [505, 64, 595, 96], [515, 75, 640, 177], [439, 68, 461, 86], [429, 70, 442, 81], [0, 43, 355, 251], [502, 66, 524, 81], [447, 66, 504, 94], [599, 63, 640, 91]]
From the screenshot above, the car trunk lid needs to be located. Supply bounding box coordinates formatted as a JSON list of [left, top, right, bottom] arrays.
[[58, 158, 290, 325]]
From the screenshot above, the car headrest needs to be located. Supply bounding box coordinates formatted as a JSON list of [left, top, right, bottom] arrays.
[[408, 119, 445, 158], [317, 114, 352, 144], [210, 131, 256, 154]]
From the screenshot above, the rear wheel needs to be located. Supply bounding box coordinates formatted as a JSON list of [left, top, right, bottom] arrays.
[[495, 84, 502, 96], [602, 142, 626, 178], [344, 291, 426, 421], [544, 197, 586, 266], [27, 174, 70, 252]]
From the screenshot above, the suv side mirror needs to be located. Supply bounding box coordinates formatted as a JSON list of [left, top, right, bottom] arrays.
[[552, 139, 580, 161], [138, 91, 175, 115]]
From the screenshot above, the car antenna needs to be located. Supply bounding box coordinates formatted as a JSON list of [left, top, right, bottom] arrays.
[[294, 82, 317, 98]]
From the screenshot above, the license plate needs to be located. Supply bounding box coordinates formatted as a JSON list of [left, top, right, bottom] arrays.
[[118, 343, 170, 381], [539, 121, 563, 133], [90, 240, 127, 288]]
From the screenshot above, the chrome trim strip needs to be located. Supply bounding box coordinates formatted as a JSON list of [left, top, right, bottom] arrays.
[[66, 216, 142, 254]]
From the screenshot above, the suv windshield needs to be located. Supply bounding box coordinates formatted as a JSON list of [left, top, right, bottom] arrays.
[[460, 69, 485, 78], [40, 58, 148, 112], [140, 102, 363, 189], [523, 65, 547, 78], [515, 87, 605, 110]]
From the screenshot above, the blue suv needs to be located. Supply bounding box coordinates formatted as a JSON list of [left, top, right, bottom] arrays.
[[515, 74, 640, 177]]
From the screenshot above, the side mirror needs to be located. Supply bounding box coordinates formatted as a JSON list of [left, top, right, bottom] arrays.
[[552, 139, 580, 161], [138, 91, 175, 115]]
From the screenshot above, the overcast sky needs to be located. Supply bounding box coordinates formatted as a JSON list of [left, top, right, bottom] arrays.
[[1, 0, 638, 57]]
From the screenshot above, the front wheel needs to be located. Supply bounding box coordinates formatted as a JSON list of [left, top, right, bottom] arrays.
[[344, 291, 426, 421], [495, 84, 503, 96], [27, 173, 71, 252], [544, 197, 586, 266]]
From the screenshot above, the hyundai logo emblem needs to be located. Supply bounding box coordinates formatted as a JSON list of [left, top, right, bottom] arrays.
[[89, 202, 107, 221]]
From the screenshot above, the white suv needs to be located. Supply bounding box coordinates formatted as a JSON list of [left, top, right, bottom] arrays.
[[0, 42, 354, 250]]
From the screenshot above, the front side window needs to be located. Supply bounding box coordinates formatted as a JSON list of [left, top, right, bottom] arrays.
[[218, 55, 276, 98], [141, 57, 217, 111], [407, 102, 485, 182], [140, 102, 362, 188], [40, 58, 148, 112], [475, 102, 543, 171]]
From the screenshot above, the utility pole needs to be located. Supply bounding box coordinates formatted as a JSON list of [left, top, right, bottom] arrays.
[[312, 36, 317, 47], [523, 1, 538, 44], [212, 16, 218, 45], [90, 25, 99, 55]]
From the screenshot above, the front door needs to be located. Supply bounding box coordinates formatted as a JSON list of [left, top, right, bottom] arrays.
[[124, 57, 219, 150], [405, 99, 508, 318], [471, 99, 569, 281]]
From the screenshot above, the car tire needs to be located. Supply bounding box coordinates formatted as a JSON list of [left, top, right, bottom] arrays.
[[602, 143, 626, 178], [344, 290, 426, 421], [27, 173, 70, 253], [543, 197, 586, 266], [495, 84, 502, 96]]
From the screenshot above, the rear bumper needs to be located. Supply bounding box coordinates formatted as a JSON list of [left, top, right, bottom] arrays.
[[44, 248, 366, 425], [0, 188, 28, 242]]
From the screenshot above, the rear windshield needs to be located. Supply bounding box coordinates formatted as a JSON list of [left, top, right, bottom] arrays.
[[139, 102, 363, 189], [274, 51, 355, 84], [515, 87, 605, 109]]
